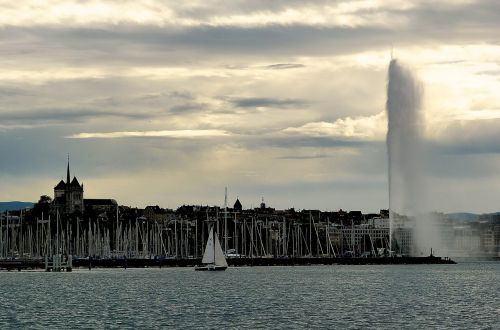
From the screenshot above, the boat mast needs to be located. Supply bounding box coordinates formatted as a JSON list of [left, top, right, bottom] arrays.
[[116, 205, 119, 255], [224, 187, 228, 254], [309, 212, 312, 256], [212, 225, 216, 265]]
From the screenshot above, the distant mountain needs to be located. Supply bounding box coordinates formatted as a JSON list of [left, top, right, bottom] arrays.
[[446, 213, 479, 222], [446, 212, 500, 222], [0, 201, 34, 212]]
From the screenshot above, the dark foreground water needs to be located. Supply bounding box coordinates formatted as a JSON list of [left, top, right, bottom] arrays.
[[0, 262, 498, 329]]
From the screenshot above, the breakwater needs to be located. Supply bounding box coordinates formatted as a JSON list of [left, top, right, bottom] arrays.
[[76, 256, 456, 268], [0, 256, 455, 271]]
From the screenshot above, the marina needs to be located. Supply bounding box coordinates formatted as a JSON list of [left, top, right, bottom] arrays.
[[0, 208, 458, 271]]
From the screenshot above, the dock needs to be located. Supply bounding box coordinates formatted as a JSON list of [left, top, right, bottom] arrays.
[[0, 255, 455, 271]]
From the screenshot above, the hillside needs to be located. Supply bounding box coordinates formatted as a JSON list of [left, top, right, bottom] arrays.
[[0, 201, 34, 212]]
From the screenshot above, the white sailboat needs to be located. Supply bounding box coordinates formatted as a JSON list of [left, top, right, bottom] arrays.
[[195, 225, 228, 271]]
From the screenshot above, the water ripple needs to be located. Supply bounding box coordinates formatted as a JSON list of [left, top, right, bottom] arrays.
[[0, 262, 498, 329]]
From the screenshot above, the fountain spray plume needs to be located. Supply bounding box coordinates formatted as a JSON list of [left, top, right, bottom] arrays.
[[386, 59, 437, 256]]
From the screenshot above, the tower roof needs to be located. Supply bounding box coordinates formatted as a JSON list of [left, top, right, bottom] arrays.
[[233, 198, 242, 210], [70, 176, 81, 187], [54, 180, 66, 190]]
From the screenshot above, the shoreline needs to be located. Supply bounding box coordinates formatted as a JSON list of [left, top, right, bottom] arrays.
[[0, 255, 457, 271]]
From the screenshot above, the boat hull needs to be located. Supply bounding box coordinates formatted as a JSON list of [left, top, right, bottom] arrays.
[[194, 264, 227, 271]]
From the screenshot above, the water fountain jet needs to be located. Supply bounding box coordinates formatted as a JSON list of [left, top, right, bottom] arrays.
[[386, 59, 437, 256]]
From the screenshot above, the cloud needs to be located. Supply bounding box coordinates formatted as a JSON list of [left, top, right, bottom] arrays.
[[282, 112, 386, 140], [1, 1, 499, 76], [228, 97, 306, 109], [256, 136, 369, 149], [2, 0, 500, 212], [169, 102, 208, 114], [450, 109, 500, 121], [67, 129, 231, 139], [0, 85, 31, 97], [429, 118, 500, 155], [264, 63, 305, 70], [277, 154, 329, 160], [0, 108, 148, 123], [0, 1, 411, 28]]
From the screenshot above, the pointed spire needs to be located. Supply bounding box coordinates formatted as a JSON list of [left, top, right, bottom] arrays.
[[66, 153, 70, 185]]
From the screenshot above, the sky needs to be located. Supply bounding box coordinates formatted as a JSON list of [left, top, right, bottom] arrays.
[[1, 0, 499, 213]]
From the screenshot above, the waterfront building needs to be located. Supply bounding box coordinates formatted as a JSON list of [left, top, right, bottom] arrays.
[[452, 225, 481, 254]]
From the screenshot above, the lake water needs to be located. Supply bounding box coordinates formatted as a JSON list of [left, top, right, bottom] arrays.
[[0, 262, 498, 329]]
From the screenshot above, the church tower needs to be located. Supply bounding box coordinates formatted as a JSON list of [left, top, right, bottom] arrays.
[[54, 156, 84, 215]]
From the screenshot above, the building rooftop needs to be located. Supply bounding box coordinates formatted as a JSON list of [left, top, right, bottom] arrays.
[[70, 177, 81, 187], [84, 199, 117, 206], [54, 180, 66, 190]]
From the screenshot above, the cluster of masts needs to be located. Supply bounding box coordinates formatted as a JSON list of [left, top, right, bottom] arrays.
[[0, 207, 396, 262]]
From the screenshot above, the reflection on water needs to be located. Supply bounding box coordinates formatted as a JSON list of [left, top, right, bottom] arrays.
[[0, 262, 498, 329]]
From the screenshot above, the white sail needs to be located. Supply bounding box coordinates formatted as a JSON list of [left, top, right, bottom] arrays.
[[201, 228, 215, 264], [214, 232, 228, 267]]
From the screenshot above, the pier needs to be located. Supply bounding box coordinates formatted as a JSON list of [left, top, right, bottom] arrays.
[[0, 255, 455, 271]]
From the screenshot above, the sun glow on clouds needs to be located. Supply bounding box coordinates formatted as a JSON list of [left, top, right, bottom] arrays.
[[334, 45, 500, 126], [283, 112, 386, 140], [450, 110, 500, 121], [281, 107, 500, 141], [67, 129, 231, 139], [2, 0, 500, 211], [0, 0, 412, 28]]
